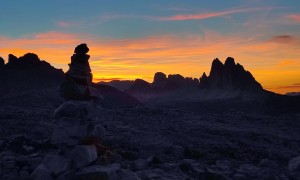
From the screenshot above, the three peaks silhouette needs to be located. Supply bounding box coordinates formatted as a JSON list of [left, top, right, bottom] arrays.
[[127, 57, 263, 93]]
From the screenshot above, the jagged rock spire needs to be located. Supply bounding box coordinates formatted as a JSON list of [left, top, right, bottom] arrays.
[[200, 57, 263, 92]]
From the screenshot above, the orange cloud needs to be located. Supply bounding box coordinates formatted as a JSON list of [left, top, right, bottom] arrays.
[[158, 7, 281, 21], [0, 31, 300, 94]]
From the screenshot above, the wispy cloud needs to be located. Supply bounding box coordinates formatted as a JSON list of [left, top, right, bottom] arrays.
[[63, 14, 155, 27], [286, 14, 300, 23], [71, 6, 284, 25], [268, 35, 295, 44], [55, 21, 83, 28], [157, 7, 283, 21]]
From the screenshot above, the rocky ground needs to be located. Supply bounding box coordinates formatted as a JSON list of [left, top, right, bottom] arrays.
[[0, 100, 300, 179]]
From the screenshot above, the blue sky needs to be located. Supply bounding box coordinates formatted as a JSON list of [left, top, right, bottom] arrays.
[[2, 0, 300, 38]]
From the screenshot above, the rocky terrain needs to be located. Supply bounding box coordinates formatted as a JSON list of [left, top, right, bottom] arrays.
[[0, 100, 300, 179], [0, 52, 300, 179]]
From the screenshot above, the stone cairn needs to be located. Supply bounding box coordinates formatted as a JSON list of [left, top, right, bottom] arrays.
[[60, 43, 101, 100], [31, 44, 127, 179]]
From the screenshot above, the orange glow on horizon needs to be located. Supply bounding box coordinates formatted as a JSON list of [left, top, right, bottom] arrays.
[[1, 31, 300, 94]]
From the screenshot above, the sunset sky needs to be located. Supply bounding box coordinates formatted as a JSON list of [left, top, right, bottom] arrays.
[[1, 0, 300, 94]]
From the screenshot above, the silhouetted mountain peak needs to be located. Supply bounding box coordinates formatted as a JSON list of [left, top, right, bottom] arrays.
[[5, 53, 46, 68], [153, 72, 168, 88], [201, 57, 263, 92], [0, 53, 64, 94], [7, 54, 18, 66], [168, 74, 184, 82], [224, 57, 235, 67], [212, 58, 223, 67], [210, 58, 224, 77], [128, 78, 151, 93], [199, 72, 209, 88], [0, 56, 4, 68], [19, 53, 40, 63], [236, 63, 245, 71]]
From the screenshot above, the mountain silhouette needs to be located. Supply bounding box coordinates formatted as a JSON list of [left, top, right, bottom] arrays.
[[0, 53, 140, 108], [127, 73, 199, 93], [0, 53, 299, 113], [94, 84, 141, 108], [152, 72, 168, 90], [126, 57, 263, 95], [100, 80, 134, 91], [0, 53, 64, 95], [128, 79, 152, 93], [199, 57, 263, 92]]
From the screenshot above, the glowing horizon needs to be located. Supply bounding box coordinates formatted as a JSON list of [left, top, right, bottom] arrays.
[[1, 1, 299, 94]]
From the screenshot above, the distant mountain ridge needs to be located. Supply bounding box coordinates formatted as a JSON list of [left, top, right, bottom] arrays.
[[102, 57, 264, 94], [98, 57, 300, 114], [0, 53, 141, 108], [99, 80, 134, 91]]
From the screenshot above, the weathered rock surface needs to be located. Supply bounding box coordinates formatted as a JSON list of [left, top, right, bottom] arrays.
[[288, 156, 300, 179], [52, 101, 102, 146], [69, 145, 98, 169], [43, 153, 69, 176], [31, 164, 53, 180]]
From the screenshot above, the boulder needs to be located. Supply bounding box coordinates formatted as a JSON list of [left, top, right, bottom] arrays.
[[52, 101, 102, 146], [51, 117, 91, 146], [68, 145, 97, 169], [289, 156, 300, 172], [288, 156, 300, 179], [53, 100, 96, 119], [31, 164, 54, 180], [42, 153, 69, 176]]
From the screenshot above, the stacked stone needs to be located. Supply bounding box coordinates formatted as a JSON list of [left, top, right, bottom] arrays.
[[31, 101, 109, 179], [66, 44, 92, 86], [60, 44, 101, 100]]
